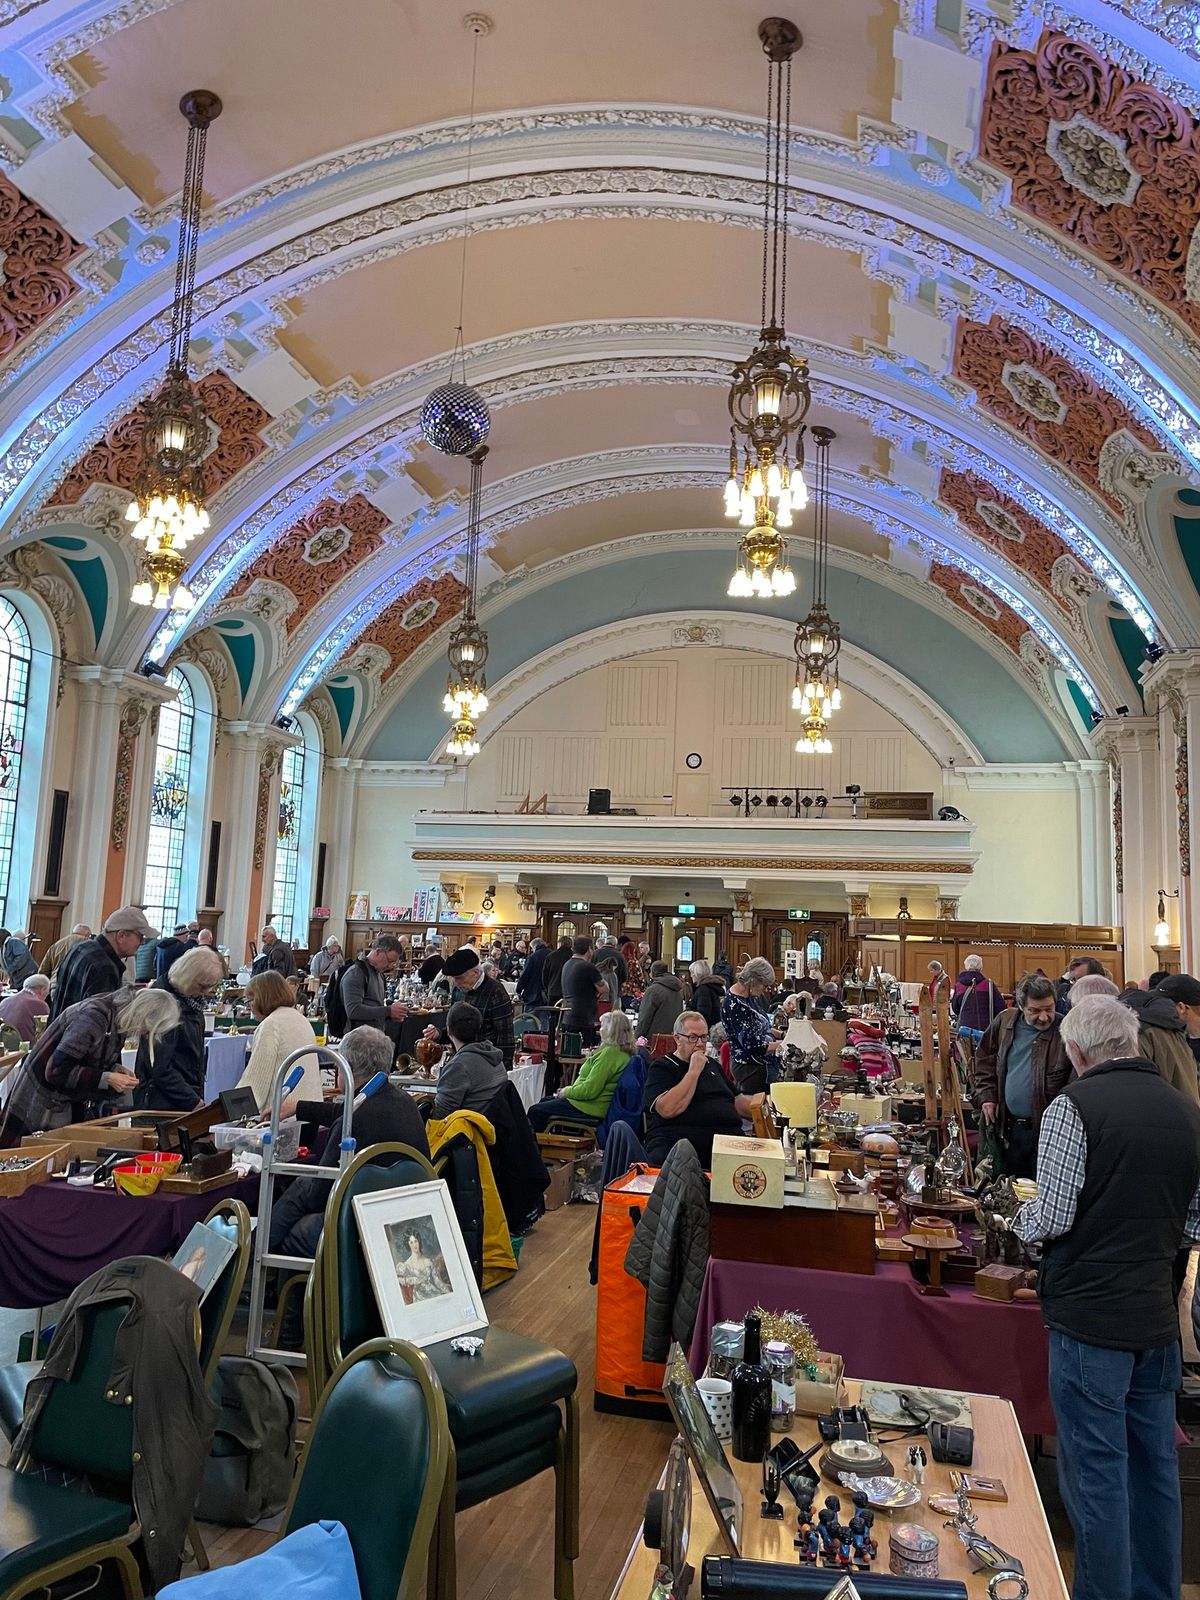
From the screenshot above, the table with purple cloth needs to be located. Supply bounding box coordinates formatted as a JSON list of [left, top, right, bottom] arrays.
[[690, 1255, 1054, 1436], [0, 1176, 258, 1309]]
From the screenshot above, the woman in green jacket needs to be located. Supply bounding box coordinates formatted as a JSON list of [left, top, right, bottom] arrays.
[[527, 1009, 641, 1130]]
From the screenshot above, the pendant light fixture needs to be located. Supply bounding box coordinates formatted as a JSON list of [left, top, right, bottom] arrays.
[[444, 445, 490, 758], [127, 91, 222, 610], [724, 17, 810, 601], [420, 15, 492, 461], [793, 425, 841, 754]]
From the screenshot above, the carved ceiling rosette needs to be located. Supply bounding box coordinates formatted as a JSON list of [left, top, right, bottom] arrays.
[[50, 370, 271, 507], [0, 172, 84, 361], [928, 561, 1028, 655], [938, 468, 1074, 611], [954, 315, 1160, 512], [226, 492, 390, 635], [978, 31, 1200, 335], [350, 573, 469, 681]]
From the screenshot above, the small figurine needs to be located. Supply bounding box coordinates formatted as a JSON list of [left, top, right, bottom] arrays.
[[847, 1514, 871, 1570], [823, 1494, 842, 1520], [852, 1492, 878, 1559], [906, 1443, 928, 1486], [816, 1509, 840, 1566], [795, 1519, 820, 1564]]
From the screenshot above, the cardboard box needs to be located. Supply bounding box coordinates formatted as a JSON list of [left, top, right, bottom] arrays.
[[794, 1352, 846, 1416], [0, 1142, 65, 1195], [543, 1159, 574, 1212], [839, 1092, 891, 1125], [710, 1133, 786, 1209]]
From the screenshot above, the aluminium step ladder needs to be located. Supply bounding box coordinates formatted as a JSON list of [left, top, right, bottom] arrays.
[[245, 1044, 355, 1367]]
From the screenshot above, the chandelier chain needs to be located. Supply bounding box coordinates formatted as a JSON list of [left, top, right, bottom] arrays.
[[454, 23, 483, 379], [169, 113, 209, 375]]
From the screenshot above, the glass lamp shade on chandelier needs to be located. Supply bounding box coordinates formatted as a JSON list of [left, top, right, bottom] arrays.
[[724, 18, 811, 600], [443, 447, 490, 758], [793, 426, 841, 754], [126, 91, 222, 610]]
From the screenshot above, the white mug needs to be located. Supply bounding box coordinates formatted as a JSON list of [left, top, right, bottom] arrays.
[[697, 1376, 733, 1441]]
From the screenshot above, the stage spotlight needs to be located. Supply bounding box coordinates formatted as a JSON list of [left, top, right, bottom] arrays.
[[1088, 708, 1104, 727], [766, 793, 779, 807], [815, 795, 828, 811], [800, 795, 814, 811], [1145, 642, 1165, 663], [750, 794, 763, 808], [730, 793, 743, 807], [781, 795, 794, 809], [1115, 705, 1130, 717], [938, 805, 964, 821]]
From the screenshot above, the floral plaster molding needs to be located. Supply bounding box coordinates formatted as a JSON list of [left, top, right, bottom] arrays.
[[0, 171, 84, 360], [1046, 115, 1142, 207]]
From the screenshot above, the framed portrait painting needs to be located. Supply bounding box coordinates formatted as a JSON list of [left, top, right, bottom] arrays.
[[352, 1180, 488, 1347]]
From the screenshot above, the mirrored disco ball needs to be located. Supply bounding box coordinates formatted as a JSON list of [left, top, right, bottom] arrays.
[[420, 382, 491, 457]]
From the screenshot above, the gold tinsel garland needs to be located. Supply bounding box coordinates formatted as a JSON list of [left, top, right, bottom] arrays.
[[750, 1305, 821, 1376]]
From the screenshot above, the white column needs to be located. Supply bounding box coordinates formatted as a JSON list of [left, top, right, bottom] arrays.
[[324, 758, 363, 942], [1144, 653, 1200, 971], [218, 723, 296, 965], [1067, 760, 1114, 926], [1094, 717, 1162, 979]]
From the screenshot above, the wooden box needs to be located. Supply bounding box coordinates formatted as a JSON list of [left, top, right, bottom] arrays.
[[24, 1120, 154, 1163], [0, 1142, 66, 1196], [823, 1147, 866, 1177], [876, 1237, 915, 1263], [974, 1264, 1026, 1302], [710, 1134, 785, 1209], [535, 1129, 596, 1163]]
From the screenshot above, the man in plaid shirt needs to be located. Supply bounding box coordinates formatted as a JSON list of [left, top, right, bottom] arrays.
[[1014, 994, 1200, 1600], [424, 945, 514, 1067]]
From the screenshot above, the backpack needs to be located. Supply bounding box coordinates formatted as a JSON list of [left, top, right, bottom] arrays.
[[323, 957, 368, 1042], [195, 1356, 300, 1526]]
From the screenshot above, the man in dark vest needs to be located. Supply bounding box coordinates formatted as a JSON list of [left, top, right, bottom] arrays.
[[1014, 995, 1200, 1600]]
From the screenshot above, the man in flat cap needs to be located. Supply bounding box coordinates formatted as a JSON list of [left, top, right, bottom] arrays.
[[422, 944, 514, 1068]]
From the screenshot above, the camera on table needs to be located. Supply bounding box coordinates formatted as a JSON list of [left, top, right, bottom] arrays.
[[817, 1404, 871, 1443]]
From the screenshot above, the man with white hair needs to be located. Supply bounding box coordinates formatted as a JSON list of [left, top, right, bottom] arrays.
[[39, 923, 90, 983], [0, 973, 50, 1042], [1014, 995, 1200, 1600]]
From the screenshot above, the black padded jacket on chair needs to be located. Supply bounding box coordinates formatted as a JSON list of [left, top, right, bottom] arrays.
[[624, 1139, 710, 1363], [481, 1077, 549, 1234]]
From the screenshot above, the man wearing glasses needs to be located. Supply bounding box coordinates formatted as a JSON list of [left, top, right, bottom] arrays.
[[643, 1010, 764, 1166]]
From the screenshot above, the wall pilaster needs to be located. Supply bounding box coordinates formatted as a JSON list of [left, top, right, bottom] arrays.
[[1094, 716, 1163, 979]]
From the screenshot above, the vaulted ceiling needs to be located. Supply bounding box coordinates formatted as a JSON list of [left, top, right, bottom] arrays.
[[3, 0, 1200, 763]]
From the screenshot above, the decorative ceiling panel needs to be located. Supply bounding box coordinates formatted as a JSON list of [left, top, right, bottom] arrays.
[[927, 560, 1028, 655], [0, 172, 83, 361], [938, 467, 1072, 610], [978, 30, 1200, 333], [226, 493, 389, 635], [952, 314, 1158, 511], [349, 572, 468, 681], [49, 371, 271, 506]]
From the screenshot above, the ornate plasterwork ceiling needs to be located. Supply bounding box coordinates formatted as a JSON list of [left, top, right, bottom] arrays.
[[1, 0, 1197, 734]]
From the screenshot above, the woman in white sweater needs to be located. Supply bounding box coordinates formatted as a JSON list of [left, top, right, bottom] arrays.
[[237, 971, 323, 1109]]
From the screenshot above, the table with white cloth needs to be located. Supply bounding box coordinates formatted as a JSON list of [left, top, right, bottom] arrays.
[[509, 1058, 545, 1111]]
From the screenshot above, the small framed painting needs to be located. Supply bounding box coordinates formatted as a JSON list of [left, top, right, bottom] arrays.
[[352, 1180, 488, 1347]]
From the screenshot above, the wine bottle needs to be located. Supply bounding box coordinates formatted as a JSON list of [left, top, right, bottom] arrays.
[[730, 1312, 772, 1462]]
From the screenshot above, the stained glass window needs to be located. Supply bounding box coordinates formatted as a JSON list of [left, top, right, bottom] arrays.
[[143, 670, 195, 937], [0, 598, 31, 928], [271, 740, 306, 943]]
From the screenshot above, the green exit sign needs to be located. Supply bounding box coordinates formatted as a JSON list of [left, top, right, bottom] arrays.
[[788, 908, 811, 921], [568, 901, 590, 913], [677, 903, 697, 916]]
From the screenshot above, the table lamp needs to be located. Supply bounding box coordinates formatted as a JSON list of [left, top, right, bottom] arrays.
[[770, 1080, 818, 1176]]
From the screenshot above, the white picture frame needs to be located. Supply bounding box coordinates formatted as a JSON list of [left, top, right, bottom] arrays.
[[352, 1179, 488, 1348]]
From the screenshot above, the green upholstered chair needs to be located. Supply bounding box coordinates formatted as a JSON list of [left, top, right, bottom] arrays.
[[316, 1144, 579, 1600], [0, 1301, 142, 1600], [282, 1338, 449, 1600], [0, 1197, 252, 1447]]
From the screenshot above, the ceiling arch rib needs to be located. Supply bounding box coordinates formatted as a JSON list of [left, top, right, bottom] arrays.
[[149, 324, 1165, 676], [256, 450, 1107, 730], [5, 129, 1200, 532]]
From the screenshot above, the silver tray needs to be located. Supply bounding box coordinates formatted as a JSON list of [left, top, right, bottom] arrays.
[[837, 1472, 923, 1510]]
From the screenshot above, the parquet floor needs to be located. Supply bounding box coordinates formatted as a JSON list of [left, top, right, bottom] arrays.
[[196, 1204, 1200, 1599]]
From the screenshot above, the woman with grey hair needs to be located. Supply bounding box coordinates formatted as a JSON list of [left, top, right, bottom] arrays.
[[720, 956, 783, 1095], [952, 953, 1006, 1045], [134, 946, 225, 1111], [2, 985, 178, 1143], [689, 958, 726, 1028], [309, 935, 345, 986], [527, 1006, 643, 1131]]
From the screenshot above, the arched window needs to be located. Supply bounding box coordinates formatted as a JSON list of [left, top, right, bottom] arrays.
[[0, 598, 32, 928], [774, 928, 793, 966], [806, 937, 824, 968], [270, 712, 321, 945], [272, 741, 306, 944], [143, 669, 195, 937], [555, 920, 576, 944], [677, 934, 694, 964]]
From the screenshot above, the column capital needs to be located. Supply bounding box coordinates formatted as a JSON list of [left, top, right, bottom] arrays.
[[1091, 715, 1159, 759], [224, 719, 300, 753], [1142, 650, 1200, 707]]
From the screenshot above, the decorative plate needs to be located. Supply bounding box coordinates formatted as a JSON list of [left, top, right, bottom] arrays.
[[837, 1472, 923, 1509]]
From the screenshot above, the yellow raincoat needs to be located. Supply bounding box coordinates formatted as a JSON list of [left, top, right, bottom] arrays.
[[426, 1109, 518, 1289]]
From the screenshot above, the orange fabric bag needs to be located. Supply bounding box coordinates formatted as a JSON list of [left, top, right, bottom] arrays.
[[593, 1165, 670, 1416]]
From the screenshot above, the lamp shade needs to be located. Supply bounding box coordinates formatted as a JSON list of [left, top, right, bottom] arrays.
[[770, 1080, 818, 1129]]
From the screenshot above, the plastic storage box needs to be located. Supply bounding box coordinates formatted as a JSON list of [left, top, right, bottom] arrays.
[[212, 1117, 299, 1163]]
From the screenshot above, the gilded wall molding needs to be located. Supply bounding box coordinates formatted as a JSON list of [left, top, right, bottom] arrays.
[[411, 850, 974, 874]]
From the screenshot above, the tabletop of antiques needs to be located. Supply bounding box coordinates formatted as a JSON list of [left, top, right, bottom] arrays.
[[609, 1380, 1068, 1600]]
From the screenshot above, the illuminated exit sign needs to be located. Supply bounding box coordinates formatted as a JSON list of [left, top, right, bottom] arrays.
[[568, 901, 590, 913], [788, 909, 811, 921]]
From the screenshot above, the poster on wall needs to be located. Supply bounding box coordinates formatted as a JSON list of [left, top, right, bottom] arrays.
[[347, 892, 370, 921], [410, 886, 442, 924]]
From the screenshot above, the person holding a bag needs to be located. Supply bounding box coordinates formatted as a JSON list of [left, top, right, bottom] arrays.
[[951, 954, 1006, 1045], [972, 972, 1070, 1179]]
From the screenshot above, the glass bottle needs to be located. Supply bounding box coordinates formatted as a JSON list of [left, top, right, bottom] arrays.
[[731, 1311, 772, 1462]]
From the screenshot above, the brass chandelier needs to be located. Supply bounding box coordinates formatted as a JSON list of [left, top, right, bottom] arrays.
[[793, 425, 841, 754], [444, 446, 490, 758], [724, 17, 811, 600], [127, 91, 222, 610]]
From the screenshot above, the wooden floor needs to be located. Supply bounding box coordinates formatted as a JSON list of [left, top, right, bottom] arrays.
[[196, 1204, 1200, 1600]]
